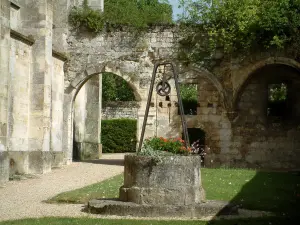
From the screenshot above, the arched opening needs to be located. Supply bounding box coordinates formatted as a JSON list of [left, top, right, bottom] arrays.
[[72, 72, 139, 161], [101, 73, 139, 154], [233, 64, 300, 169]]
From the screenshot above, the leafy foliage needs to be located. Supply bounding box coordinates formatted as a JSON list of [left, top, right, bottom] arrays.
[[268, 83, 287, 102], [102, 73, 135, 102], [69, 0, 104, 32], [267, 83, 288, 118], [101, 119, 137, 153], [179, 0, 300, 65], [179, 84, 198, 115], [69, 0, 173, 32]]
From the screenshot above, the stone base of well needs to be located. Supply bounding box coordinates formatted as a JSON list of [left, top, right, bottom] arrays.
[[119, 154, 205, 205], [87, 154, 243, 218], [87, 199, 240, 218]]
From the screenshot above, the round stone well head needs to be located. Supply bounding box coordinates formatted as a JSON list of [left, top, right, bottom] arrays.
[[119, 154, 205, 205]]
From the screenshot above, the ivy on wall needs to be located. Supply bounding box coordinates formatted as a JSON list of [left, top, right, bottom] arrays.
[[69, 0, 300, 68], [69, 0, 173, 32]]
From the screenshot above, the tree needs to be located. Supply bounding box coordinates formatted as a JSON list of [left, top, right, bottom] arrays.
[[102, 73, 136, 102], [178, 0, 300, 65]]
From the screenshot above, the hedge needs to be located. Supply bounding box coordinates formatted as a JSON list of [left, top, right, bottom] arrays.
[[101, 119, 137, 153]]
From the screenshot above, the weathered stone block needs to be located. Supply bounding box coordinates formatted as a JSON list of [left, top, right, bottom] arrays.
[[51, 151, 64, 168], [119, 154, 205, 205], [28, 151, 52, 174], [74, 142, 100, 160], [8, 151, 29, 175]]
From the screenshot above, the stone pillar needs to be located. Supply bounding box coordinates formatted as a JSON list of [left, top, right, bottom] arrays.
[[74, 75, 101, 160], [51, 0, 70, 168], [51, 57, 65, 168], [63, 94, 73, 164], [25, 0, 53, 174], [0, 0, 10, 184], [98, 74, 103, 157], [52, 0, 70, 52]]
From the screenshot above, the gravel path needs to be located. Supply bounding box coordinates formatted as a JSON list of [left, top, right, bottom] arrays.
[[0, 154, 125, 222]]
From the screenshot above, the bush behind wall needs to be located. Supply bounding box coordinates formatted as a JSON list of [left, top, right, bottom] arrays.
[[101, 119, 137, 153]]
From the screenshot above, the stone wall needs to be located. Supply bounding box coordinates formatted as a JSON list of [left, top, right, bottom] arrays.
[[230, 65, 300, 169], [7, 38, 32, 175], [0, 0, 68, 183], [0, 0, 10, 184], [102, 102, 138, 120], [64, 22, 300, 170]]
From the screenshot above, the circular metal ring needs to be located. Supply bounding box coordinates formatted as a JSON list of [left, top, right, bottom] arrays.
[[156, 81, 171, 96]]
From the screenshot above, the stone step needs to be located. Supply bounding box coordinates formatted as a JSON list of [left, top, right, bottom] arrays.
[[87, 199, 240, 219]]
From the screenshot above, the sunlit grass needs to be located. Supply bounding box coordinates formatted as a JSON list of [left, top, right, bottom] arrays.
[[46, 174, 123, 204], [0, 217, 297, 225], [47, 168, 300, 216]]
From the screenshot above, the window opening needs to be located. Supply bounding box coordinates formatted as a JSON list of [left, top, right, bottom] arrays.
[[178, 84, 198, 115], [267, 83, 288, 119]]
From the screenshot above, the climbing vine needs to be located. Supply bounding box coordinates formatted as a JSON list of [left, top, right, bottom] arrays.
[[69, 0, 173, 33]]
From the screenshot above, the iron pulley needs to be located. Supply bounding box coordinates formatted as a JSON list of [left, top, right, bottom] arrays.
[[156, 81, 171, 96]]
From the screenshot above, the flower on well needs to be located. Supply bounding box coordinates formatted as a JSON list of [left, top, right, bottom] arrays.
[[142, 137, 210, 159], [143, 136, 192, 155]]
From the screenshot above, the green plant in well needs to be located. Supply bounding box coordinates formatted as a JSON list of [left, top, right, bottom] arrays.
[[101, 119, 137, 153], [69, 0, 173, 33], [178, 0, 300, 65], [142, 136, 192, 155]]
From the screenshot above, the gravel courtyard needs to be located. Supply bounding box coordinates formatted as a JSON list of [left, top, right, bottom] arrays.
[[0, 154, 125, 222]]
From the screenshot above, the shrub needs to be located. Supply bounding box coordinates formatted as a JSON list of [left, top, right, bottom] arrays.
[[101, 119, 137, 153], [69, 0, 173, 33]]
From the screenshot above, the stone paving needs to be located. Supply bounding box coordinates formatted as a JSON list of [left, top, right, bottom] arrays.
[[0, 154, 125, 222]]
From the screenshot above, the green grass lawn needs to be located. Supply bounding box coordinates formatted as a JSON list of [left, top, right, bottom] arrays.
[[1, 217, 298, 225], [47, 168, 300, 216]]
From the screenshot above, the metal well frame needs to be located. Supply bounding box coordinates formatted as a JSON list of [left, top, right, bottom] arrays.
[[137, 61, 190, 152]]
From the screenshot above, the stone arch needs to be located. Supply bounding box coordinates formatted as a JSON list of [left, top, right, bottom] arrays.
[[179, 66, 230, 110], [70, 61, 142, 102], [233, 57, 300, 110], [64, 61, 142, 162]]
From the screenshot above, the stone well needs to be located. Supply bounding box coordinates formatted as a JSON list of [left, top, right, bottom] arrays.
[[119, 154, 206, 205], [88, 154, 245, 218]]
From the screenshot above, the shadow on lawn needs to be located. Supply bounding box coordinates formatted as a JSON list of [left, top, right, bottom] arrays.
[[207, 170, 300, 224], [81, 159, 124, 166]]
